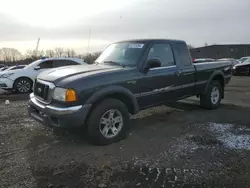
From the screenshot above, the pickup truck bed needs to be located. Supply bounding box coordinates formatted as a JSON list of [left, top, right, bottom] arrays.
[[28, 39, 232, 145]]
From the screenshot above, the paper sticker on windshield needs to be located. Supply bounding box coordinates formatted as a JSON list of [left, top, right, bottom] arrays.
[[128, 44, 144, 48]]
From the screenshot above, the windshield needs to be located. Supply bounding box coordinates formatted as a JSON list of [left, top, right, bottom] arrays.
[[240, 57, 249, 62], [4, 66, 25, 71], [243, 58, 250, 63], [25, 59, 43, 68], [95, 42, 146, 67]]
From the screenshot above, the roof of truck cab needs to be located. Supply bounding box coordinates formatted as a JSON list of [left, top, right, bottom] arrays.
[[116, 39, 186, 43]]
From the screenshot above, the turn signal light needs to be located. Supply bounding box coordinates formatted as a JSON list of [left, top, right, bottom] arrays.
[[66, 89, 77, 102]]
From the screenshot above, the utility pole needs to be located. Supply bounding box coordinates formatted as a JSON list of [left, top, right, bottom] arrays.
[[87, 27, 91, 54], [35, 38, 40, 56]]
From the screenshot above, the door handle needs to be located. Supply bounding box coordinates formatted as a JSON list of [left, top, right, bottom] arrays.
[[174, 70, 182, 76]]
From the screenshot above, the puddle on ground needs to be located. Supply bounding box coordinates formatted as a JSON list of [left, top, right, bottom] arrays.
[[208, 123, 250, 150]]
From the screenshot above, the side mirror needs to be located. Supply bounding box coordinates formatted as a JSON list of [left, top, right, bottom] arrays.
[[144, 58, 161, 72], [34, 66, 40, 70]]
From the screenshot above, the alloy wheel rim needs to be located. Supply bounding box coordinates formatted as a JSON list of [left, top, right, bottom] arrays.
[[99, 109, 123, 139], [17, 80, 31, 93], [211, 86, 220, 104]]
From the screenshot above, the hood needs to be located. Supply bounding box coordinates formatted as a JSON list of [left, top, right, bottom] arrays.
[[37, 64, 124, 84], [0, 69, 21, 76]]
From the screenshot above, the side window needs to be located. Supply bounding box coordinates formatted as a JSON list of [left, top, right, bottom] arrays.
[[147, 43, 175, 67], [65, 60, 78, 66], [39, 61, 54, 69], [176, 43, 192, 66], [54, 60, 79, 67]]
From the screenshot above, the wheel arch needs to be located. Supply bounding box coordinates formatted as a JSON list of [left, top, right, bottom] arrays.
[[203, 71, 225, 98], [85, 85, 139, 115], [13, 76, 34, 91]]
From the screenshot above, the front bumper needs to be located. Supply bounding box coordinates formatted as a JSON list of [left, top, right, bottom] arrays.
[[0, 78, 14, 89], [28, 93, 92, 127], [233, 67, 249, 75]]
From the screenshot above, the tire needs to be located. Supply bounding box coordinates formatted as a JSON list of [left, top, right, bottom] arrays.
[[87, 98, 130, 145], [13, 78, 33, 93], [200, 80, 222, 109]]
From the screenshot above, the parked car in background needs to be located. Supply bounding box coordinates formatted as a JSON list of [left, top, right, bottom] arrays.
[[0, 64, 6, 68], [239, 56, 250, 63], [0, 66, 9, 72], [28, 39, 232, 145], [0, 57, 86, 93], [193, 58, 215, 63], [217, 58, 239, 66], [1, 65, 26, 72], [233, 58, 250, 75]]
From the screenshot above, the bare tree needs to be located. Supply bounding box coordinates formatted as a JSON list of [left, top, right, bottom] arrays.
[[65, 48, 76, 57], [25, 49, 44, 59], [0, 48, 22, 62], [54, 48, 64, 57], [46, 49, 55, 57], [82, 52, 102, 64], [25, 50, 35, 58]]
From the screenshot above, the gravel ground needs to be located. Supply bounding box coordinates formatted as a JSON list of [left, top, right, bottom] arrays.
[[0, 88, 6, 94], [0, 76, 250, 188]]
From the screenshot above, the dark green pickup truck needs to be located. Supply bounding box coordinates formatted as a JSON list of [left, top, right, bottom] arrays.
[[28, 39, 232, 145]]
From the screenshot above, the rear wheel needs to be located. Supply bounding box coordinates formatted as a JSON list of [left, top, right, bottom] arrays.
[[200, 80, 222, 109], [87, 98, 130, 145], [13, 78, 33, 93]]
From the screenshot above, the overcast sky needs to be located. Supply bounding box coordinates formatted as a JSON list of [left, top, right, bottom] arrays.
[[0, 0, 250, 53]]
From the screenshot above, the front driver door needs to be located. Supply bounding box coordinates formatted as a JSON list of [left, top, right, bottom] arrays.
[[136, 42, 183, 108]]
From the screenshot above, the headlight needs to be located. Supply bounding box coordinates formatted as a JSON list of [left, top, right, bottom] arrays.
[[233, 66, 236, 69], [52, 87, 77, 102], [0, 73, 14, 78]]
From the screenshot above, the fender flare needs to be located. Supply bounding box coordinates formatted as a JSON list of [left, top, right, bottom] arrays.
[[85, 85, 139, 114], [203, 70, 225, 96]]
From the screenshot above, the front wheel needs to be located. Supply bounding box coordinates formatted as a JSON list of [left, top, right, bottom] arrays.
[[200, 80, 222, 109], [13, 78, 33, 93], [87, 98, 130, 145]]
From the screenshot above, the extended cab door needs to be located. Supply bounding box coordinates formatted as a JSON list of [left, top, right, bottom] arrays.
[[137, 42, 186, 108], [173, 42, 196, 97]]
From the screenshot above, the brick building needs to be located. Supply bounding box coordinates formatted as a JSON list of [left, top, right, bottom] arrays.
[[190, 44, 250, 59]]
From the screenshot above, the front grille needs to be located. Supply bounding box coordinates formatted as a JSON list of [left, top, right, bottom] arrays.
[[34, 82, 49, 100], [33, 80, 55, 104]]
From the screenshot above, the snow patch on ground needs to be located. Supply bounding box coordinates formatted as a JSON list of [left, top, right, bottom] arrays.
[[208, 123, 250, 150], [132, 135, 199, 168]]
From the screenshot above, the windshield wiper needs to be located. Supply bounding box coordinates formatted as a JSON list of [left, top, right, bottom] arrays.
[[103, 61, 125, 68]]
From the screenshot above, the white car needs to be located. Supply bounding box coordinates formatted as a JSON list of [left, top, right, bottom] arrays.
[[0, 57, 86, 93], [0, 67, 9, 71]]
